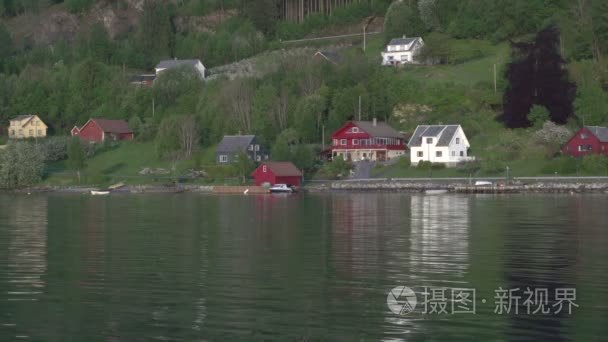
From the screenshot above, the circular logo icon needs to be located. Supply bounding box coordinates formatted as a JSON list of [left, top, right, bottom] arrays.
[[387, 286, 417, 315]]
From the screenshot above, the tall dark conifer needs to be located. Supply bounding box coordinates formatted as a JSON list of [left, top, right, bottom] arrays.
[[501, 26, 576, 128]]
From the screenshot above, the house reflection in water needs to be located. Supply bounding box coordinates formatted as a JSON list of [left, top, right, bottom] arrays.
[[5, 195, 48, 301], [409, 194, 470, 281]]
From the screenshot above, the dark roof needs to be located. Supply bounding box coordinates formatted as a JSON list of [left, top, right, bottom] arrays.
[[408, 125, 461, 147], [217, 135, 256, 153], [11, 115, 34, 122], [91, 119, 132, 134], [130, 74, 156, 83], [387, 37, 422, 47], [314, 50, 343, 64], [352, 121, 403, 138], [262, 162, 302, 177], [585, 126, 608, 142], [156, 59, 203, 70]]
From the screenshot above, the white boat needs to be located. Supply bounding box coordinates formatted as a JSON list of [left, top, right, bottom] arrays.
[[475, 181, 493, 186], [90, 190, 110, 195], [269, 184, 294, 193], [425, 189, 449, 195]]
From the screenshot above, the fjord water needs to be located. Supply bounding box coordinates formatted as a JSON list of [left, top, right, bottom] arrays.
[[0, 193, 606, 341]]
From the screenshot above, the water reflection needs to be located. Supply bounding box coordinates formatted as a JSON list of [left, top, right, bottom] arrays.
[[6, 195, 48, 301], [409, 194, 470, 282]]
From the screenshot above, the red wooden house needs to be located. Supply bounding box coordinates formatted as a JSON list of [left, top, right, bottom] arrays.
[[562, 126, 608, 157], [331, 119, 407, 161], [71, 119, 134, 143], [252, 162, 303, 186]]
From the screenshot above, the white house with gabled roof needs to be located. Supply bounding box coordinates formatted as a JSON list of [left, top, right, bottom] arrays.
[[408, 125, 474, 166], [381, 36, 424, 66]]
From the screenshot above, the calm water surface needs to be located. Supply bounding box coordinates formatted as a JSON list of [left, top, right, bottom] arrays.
[[0, 193, 607, 341]]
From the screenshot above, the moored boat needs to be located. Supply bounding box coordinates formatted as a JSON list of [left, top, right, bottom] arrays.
[[269, 184, 295, 193], [90, 190, 110, 195]]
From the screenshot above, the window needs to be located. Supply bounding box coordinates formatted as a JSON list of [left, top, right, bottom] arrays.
[[578, 145, 593, 152], [256, 155, 261, 161], [426, 138, 433, 144], [455, 138, 460, 144], [37, 130, 42, 135], [29, 129, 33, 136], [401, 55, 407, 61], [581, 133, 589, 139], [436, 151, 442, 157], [340, 139, 347, 146], [351, 127, 359, 133], [352, 139, 359, 145], [248, 145, 254, 151], [417, 151, 423, 157], [333, 139, 338, 146], [219, 155, 228, 163], [452, 151, 456, 157], [460, 151, 464, 157], [255, 145, 260, 151], [262, 165, 267, 172]]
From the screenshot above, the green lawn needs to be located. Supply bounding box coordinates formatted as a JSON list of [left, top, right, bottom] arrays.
[[43, 142, 224, 187]]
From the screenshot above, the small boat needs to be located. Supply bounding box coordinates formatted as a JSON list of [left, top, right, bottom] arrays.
[[269, 184, 295, 193], [90, 190, 110, 195], [425, 189, 449, 195], [475, 181, 493, 186]]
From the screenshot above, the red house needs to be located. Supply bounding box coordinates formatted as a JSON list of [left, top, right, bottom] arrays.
[[562, 126, 608, 157], [331, 119, 407, 161], [252, 162, 303, 186], [71, 119, 134, 143]]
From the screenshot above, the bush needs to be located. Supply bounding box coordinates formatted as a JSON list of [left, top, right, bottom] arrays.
[[315, 157, 353, 180], [40, 136, 70, 162], [416, 160, 433, 170], [431, 162, 446, 170], [581, 155, 608, 175]]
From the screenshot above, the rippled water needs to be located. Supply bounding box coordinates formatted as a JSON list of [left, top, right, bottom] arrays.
[[0, 193, 607, 341]]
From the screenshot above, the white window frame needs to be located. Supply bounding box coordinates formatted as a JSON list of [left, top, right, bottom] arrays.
[[351, 127, 359, 133], [426, 138, 433, 144], [352, 139, 359, 145], [340, 139, 347, 146], [417, 151, 423, 157], [455, 137, 460, 144], [219, 155, 228, 163], [262, 165, 267, 172], [436, 151, 442, 157]]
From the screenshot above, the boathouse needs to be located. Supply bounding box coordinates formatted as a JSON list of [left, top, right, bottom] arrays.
[[252, 162, 303, 186]]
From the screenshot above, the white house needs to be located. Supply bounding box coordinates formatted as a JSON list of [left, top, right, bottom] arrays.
[[381, 36, 424, 66], [155, 59, 206, 79], [408, 125, 474, 167]]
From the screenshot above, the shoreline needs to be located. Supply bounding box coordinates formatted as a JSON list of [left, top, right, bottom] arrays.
[[6, 179, 608, 194]]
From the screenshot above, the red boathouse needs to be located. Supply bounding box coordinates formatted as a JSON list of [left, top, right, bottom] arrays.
[[562, 126, 608, 157], [71, 119, 134, 143], [252, 162, 303, 186]]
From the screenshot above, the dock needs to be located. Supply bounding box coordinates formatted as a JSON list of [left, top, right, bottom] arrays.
[[212, 186, 269, 194]]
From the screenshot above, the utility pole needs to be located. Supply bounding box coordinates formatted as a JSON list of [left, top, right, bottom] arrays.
[[322, 125, 325, 150], [358, 96, 362, 121], [152, 98, 155, 117], [493, 63, 497, 93]]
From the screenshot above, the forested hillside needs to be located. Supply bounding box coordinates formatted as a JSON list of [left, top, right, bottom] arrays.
[[1, 0, 608, 185]]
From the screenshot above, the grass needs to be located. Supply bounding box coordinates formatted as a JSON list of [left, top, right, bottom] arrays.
[[43, 141, 226, 187]]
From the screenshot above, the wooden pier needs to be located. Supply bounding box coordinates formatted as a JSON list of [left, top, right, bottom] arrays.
[[212, 186, 269, 194]]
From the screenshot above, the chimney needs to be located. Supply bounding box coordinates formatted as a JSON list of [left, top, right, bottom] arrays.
[[373, 118, 377, 127], [402, 34, 406, 39]]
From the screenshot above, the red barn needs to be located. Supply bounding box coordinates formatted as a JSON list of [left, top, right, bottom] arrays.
[[331, 119, 407, 161], [252, 162, 303, 186], [71, 119, 134, 143], [562, 126, 608, 157]]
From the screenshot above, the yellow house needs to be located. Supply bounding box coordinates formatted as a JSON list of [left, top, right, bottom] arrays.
[[9, 115, 48, 139]]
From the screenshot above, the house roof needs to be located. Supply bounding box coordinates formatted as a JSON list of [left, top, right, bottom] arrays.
[[261, 162, 302, 177], [217, 135, 256, 153], [10, 114, 45, 127], [314, 50, 343, 64], [408, 125, 461, 147], [156, 59, 203, 70], [352, 120, 404, 138], [90, 119, 132, 134], [585, 126, 608, 142], [387, 37, 422, 48]]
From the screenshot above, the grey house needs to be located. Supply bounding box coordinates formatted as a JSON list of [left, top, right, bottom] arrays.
[[216, 135, 269, 164]]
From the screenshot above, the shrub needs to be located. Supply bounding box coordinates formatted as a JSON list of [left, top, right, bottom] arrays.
[[431, 162, 446, 170], [582, 155, 608, 175], [40, 136, 70, 162], [416, 160, 433, 170]]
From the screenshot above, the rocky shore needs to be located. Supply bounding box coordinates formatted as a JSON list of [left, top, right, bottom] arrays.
[[304, 180, 608, 193]]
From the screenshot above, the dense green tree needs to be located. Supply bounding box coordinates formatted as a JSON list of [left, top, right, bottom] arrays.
[[137, 0, 175, 63], [0, 142, 44, 188], [0, 22, 13, 72], [528, 105, 550, 128], [384, 0, 425, 41]]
